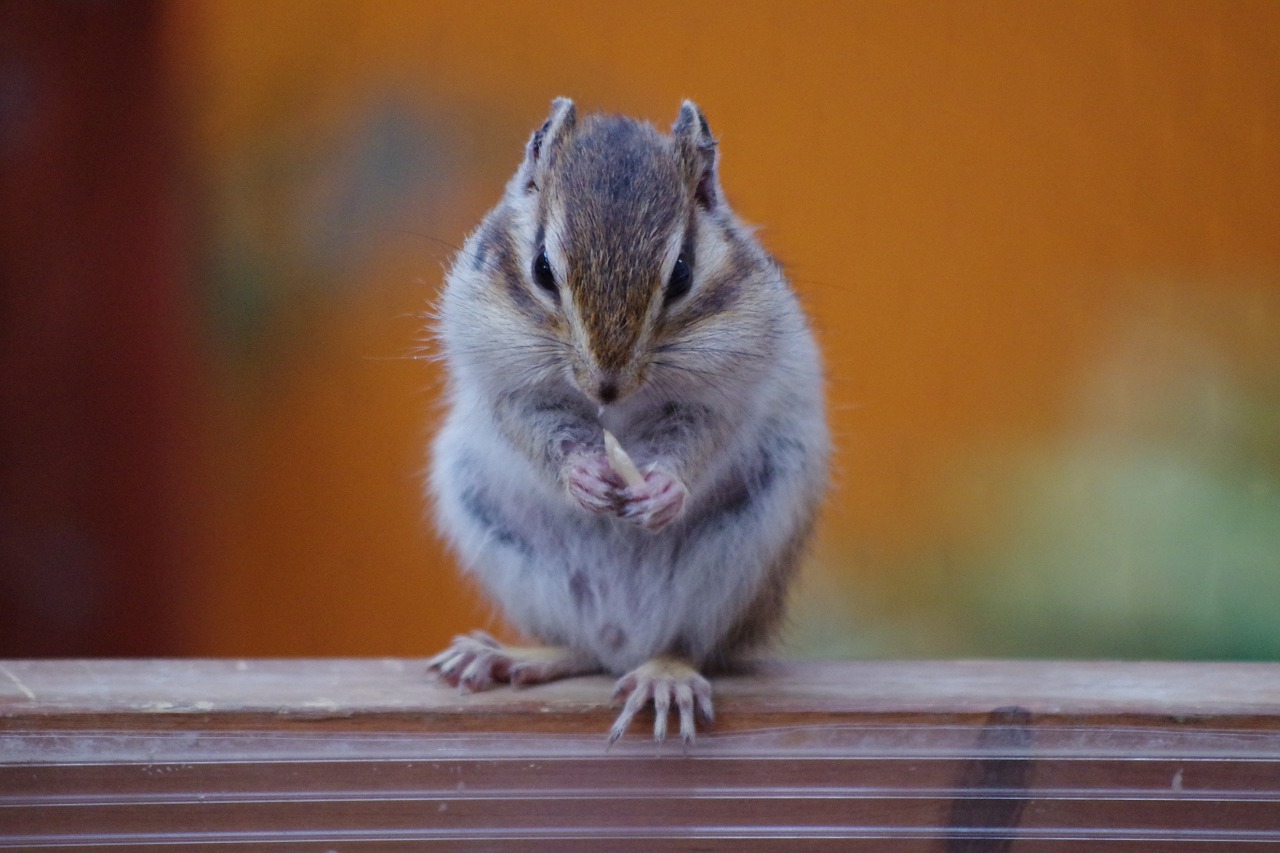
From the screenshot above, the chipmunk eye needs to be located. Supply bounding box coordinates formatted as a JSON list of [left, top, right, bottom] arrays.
[[665, 253, 692, 304], [532, 248, 558, 296]]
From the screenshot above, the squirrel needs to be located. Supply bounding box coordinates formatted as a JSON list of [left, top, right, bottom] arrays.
[[427, 98, 830, 745]]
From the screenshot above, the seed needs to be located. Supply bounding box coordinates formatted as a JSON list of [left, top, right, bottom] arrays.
[[602, 429, 645, 487]]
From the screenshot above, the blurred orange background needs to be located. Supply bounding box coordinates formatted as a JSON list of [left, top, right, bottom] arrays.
[[2, 1, 1277, 659]]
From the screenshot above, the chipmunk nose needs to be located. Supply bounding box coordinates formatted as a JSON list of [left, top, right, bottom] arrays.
[[572, 362, 632, 405]]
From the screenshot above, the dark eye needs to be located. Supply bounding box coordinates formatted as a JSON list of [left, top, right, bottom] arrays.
[[665, 253, 693, 304], [532, 248, 557, 295]]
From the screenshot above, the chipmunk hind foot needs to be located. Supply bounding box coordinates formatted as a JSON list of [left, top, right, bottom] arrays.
[[429, 630, 599, 692], [608, 655, 714, 748]]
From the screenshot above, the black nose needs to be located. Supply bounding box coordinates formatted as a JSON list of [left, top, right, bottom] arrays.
[[598, 381, 618, 404]]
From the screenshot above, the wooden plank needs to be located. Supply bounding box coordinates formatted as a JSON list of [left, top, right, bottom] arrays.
[[3, 658, 1280, 727], [3, 659, 1280, 849]]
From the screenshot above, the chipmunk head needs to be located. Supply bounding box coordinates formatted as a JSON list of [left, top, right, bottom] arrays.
[[512, 98, 724, 406]]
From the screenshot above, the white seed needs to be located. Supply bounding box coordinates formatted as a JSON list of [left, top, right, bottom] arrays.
[[603, 429, 645, 487]]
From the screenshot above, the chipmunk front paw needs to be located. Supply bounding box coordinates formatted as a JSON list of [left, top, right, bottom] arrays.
[[618, 467, 688, 532], [565, 453, 626, 515]]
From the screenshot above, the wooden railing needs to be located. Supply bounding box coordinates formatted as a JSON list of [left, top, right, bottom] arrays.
[[3, 659, 1280, 849]]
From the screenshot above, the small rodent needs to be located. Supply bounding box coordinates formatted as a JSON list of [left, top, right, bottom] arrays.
[[428, 98, 829, 744]]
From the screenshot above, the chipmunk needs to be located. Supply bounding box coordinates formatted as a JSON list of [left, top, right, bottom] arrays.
[[427, 98, 829, 745]]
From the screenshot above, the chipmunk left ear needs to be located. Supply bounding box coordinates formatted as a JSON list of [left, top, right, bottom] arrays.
[[672, 100, 720, 211]]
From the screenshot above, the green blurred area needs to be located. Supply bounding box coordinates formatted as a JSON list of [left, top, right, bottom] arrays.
[[797, 287, 1280, 660]]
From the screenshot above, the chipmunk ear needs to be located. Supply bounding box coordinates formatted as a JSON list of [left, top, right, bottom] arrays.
[[519, 97, 577, 194], [672, 100, 720, 211]]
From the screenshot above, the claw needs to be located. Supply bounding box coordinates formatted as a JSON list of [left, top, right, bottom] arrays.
[[608, 676, 653, 747], [459, 653, 494, 692]]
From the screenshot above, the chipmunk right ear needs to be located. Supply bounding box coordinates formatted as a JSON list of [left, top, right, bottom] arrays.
[[519, 97, 577, 194], [672, 101, 720, 211]]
